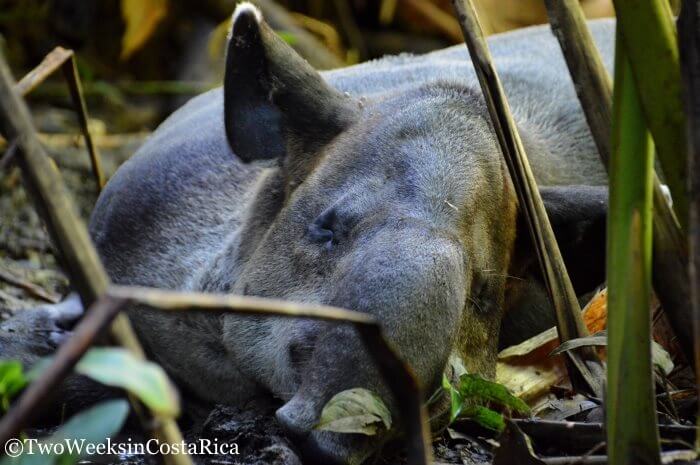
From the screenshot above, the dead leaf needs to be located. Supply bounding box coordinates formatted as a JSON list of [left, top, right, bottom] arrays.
[[315, 388, 392, 435], [120, 0, 169, 60]]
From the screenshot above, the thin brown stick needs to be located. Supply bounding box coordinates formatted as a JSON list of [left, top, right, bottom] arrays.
[[449, 0, 603, 396], [542, 0, 611, 164], [0, 297, 127, 445], [108, 285, 374, 323], [14, 46, 105, 192], [0, 139, 17, 172], [60, 50, 105, 191], [108, 285, 433, 465], [543, 0, 695, 368], [14, 47, 72, 96], [0, 50, 192, 465], [0, 268, 60, 304]]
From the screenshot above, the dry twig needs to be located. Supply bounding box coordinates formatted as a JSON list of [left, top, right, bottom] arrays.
[[15, 46, 105, 191]]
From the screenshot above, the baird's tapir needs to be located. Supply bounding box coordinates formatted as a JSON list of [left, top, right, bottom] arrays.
[[1, 3, 614, 464]]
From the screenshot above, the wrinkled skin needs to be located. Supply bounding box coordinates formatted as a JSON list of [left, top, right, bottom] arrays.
[[0, 5, 614, 464]]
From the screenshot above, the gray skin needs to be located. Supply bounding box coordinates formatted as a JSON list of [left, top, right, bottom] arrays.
[[0, 6, 614, 465]]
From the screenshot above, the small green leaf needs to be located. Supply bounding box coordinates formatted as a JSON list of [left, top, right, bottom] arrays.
[[315, 388, 392, 435], [277, 31, 298, 45], [442, 374, 464, 423], [0, 399, 129, 465], [458, 374, 530, 415], [0, 360, 27, 411], [461, 405, 505, 432], [75, 349, 179, 417], [30, 348, 179, 417]]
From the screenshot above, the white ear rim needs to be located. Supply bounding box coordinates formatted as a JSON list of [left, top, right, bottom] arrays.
[[228, 2, 262, 40], [231, 2, 262, 29]]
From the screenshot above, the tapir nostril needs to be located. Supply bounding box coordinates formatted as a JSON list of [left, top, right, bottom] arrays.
[[275, 404, 311, 439]]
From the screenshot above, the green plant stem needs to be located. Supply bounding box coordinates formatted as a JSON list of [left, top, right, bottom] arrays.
[[606, 31, 661, 465], [612, 0, 688, 230]]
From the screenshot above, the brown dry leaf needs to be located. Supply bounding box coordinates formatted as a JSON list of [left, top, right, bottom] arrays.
[[208, 18, 233, 60], [120, 0, 169, 60], [582, 288, 607, 333], [496, 288, 607, 401]]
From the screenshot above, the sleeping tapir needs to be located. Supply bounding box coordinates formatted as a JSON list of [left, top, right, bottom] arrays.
[[1, 3, 614, 464]]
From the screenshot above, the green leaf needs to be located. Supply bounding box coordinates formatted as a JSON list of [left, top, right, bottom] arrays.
[[442, 374, 464, 423], [0, 360, 27, 411], [30, 348, 179, 417], [277, 31, 298, 45], [461, 405, 505, 432], [0, 399, 129, 465], [458, 374, 530, 415], [75, 348, 179, 417], [315, 388, 392, 435]]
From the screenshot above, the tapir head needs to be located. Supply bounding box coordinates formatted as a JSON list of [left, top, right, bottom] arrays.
[[218, 4, 606, 464]]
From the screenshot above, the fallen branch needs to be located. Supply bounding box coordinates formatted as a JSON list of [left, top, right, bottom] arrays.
[[513, 419, 697, 454], [542, 450, 698, 464]]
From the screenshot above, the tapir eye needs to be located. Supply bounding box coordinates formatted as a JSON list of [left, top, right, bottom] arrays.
[[307, 209, 337, 249]]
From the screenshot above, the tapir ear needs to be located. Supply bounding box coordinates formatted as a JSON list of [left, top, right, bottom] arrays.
[[513, 185, 608, 295], [224, 3, 356, 163]]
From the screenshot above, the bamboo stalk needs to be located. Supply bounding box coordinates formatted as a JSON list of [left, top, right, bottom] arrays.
[[613, 0, 688, 231], [449, 0, 603, 396], [0, 50, 193, 465], [606, 31, 661, 465], [543, 0, 695, 367]]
